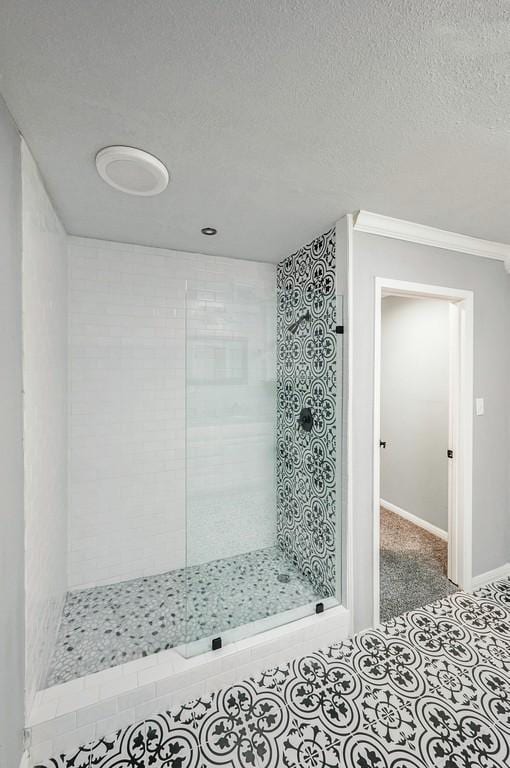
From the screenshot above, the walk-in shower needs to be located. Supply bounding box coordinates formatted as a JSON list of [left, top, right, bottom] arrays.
[[46, 228, 343, 685]]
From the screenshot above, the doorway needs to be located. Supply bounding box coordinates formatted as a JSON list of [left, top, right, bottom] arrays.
[[372, 278, 473, 625]]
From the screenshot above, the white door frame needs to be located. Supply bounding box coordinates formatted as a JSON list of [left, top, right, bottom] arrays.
[[373, 277, 473, 625]]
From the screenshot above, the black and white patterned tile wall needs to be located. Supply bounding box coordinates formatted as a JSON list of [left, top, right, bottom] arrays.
[[276, 228, 337, 598]]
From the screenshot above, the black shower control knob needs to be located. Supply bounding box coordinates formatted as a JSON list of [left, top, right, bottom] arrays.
[[298, 407, 313, 432]]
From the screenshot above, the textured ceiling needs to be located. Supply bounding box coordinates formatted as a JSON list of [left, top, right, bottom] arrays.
[[0, 0, 509, 263]]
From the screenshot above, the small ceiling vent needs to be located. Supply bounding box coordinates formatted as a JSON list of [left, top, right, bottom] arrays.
[[95, 146, 169, 196]]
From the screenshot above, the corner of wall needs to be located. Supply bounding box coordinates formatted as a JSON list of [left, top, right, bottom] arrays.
[[0, 91, 25, 768], [21, 138, 69, 714]]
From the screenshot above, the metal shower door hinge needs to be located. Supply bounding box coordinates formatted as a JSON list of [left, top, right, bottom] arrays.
[[447, 449, 454, 458], [335, 325, 344, 334]]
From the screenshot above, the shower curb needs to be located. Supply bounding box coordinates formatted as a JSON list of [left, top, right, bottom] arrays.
[[27, 606, 350, 765]]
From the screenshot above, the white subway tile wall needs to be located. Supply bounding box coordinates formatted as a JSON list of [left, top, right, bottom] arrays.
[[22, 141, 68, 710], [68, 238, 276, 589]]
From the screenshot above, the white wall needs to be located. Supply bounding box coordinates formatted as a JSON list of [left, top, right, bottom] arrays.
[[22, 141, 68, 707], [351, 231, 510, 631], [380, 296, 449, 531], [68, 237, 276, 589], [0, 94, 25, 768]]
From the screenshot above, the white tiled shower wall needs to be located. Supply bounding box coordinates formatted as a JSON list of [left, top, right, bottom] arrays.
[[68, 238, 276, 589], [22, 141, 68, 709]]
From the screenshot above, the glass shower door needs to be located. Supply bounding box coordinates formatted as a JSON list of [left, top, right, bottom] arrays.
[[183, 280, 278, 655], [183, 277, 342, 657]]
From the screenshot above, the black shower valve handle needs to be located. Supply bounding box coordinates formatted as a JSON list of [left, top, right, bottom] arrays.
[[298, 406, 314, 432]]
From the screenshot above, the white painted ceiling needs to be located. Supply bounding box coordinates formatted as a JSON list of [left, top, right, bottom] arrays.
[[0, 0, 509, 263]]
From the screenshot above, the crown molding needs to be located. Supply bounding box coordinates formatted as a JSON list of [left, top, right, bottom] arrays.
[[354, 210, 510, 263]]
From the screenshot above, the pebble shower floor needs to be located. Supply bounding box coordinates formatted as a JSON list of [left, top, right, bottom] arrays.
[[47, 546, 322, 686]]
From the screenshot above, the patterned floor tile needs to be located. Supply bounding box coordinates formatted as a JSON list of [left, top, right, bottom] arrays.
[[35, 578, 510, 768]]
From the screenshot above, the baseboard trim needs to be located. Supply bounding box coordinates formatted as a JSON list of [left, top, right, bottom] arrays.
[[471, 563, 510, 590], [380, 499, 448, 541]]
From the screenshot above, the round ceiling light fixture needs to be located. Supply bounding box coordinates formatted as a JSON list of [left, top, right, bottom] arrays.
[[95, 146, 169, 196], [201, 227, 217, 235]]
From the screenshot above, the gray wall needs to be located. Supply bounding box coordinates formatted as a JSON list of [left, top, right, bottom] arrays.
[[380, 296, 449, 531], [352, 231, 510, 631], [0, 95, 25, 768]]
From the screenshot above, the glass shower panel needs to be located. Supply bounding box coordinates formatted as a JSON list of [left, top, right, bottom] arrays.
[[183, 279, 341, 657], [184, 282, 278, 655]]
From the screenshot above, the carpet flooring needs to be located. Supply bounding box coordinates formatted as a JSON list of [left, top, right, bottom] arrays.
[[37, 577, 510, 767], [380, 507, 458, 622]]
